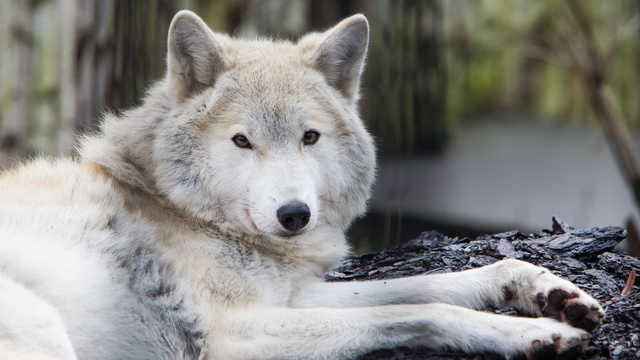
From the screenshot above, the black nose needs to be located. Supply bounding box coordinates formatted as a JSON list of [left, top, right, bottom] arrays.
[[277, 203, 311, 232]]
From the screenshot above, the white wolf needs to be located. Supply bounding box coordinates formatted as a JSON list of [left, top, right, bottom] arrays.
[[0, 11, 604, 360]]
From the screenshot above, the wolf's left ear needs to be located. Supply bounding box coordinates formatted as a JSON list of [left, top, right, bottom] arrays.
[[305, 15, 369, 104], [167, 10, 230, 102]]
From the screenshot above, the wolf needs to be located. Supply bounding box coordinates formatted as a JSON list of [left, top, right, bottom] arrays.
[[0, 10, 604, 360]]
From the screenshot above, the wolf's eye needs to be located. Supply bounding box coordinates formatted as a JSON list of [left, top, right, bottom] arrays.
[[232, 134, 252, 149], [303, 130, 320, 145]]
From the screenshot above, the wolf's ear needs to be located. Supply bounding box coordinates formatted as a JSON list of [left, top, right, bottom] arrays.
[[167, 10, 229, 102], [306, 14, 369, 103]]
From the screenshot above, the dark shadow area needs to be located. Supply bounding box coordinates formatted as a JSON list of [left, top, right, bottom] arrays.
[[348, 212, 503, 254]]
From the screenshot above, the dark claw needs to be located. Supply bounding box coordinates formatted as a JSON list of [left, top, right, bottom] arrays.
[[580, 333, 593, 341]]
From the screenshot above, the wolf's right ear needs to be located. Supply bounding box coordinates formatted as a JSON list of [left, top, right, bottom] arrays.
[[167, 11, 229, 103]]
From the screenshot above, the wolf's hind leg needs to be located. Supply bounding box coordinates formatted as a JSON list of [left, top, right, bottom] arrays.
[[0, 274, 77, 360]]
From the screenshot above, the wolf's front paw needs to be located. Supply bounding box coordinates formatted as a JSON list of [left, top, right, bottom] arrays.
[[532, 270, 605, 332], [499, 260, 605, 332], [520, 318, 590, 360]]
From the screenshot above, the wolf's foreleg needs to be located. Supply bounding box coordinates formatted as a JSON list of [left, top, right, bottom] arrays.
[[214, 304, 589, 360], [290, 259, 604, 332]]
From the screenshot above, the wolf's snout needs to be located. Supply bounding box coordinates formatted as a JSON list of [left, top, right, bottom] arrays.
[[277, 203, 311, 233]]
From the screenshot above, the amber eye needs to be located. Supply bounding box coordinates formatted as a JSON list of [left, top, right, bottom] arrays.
[[232, 134, 252, 149], [303, 130, 320, 145]]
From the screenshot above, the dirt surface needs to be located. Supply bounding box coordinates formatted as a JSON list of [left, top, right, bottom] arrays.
[[329, 217, 639, 360]]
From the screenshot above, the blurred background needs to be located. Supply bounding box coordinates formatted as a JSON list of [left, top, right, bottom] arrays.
[[2, 0, 640, 255]]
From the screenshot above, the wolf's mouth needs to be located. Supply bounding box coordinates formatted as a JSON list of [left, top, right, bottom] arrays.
[[242, 207, 262, 233], [275, 230, 307, 238]]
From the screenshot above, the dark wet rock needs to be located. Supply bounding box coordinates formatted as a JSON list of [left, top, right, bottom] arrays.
[[552, 215, 576, 234], [328, 218, 638, 360]]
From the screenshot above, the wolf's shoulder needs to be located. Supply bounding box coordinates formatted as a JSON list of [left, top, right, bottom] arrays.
[[1, 157, 82, 182], [0, 158, 119, 206]]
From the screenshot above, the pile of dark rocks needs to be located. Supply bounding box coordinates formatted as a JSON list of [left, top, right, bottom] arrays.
[[329, 217, 638, 360]]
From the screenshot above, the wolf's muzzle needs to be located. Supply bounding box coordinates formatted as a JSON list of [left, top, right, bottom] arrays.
[[277, 203, 311, 233]]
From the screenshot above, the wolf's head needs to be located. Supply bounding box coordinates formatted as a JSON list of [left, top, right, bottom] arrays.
[[82, 11, 375, 239]]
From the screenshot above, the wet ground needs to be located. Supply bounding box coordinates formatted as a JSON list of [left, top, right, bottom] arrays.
[[329, 217, 639, 360]]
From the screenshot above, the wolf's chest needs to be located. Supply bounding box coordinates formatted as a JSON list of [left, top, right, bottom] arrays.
[[168, 237, 299, 308], [110, 239, 206, 359]]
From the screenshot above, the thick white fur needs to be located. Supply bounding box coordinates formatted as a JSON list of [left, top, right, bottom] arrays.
[[0, 11, 603, 360]]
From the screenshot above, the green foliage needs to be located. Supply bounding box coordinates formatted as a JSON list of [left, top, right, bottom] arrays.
[[446, 0, 640, 127]]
